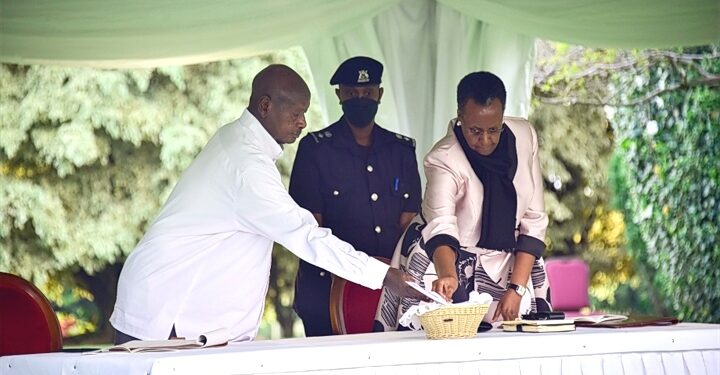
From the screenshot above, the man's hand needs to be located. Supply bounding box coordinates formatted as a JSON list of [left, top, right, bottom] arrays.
[[492, 290, 522, 321], [382, 268, 428, 300], [431, 276, 458, 302]]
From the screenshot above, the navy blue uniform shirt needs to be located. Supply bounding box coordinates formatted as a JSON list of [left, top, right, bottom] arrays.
[[289, 117, 422, 335]]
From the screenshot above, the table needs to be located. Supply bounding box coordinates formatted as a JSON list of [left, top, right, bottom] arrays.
[[2, 323, 718, 375]]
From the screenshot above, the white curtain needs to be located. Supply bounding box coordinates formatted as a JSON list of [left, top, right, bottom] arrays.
[[302, 0, 535, 162]]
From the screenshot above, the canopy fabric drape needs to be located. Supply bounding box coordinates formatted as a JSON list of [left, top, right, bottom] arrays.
[[1, 0, 717, 68], [440, 0, 720, 49], [0, 0, 402, 68]]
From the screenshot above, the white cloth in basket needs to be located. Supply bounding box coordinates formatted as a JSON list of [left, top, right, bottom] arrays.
[[399, 291, 492, 330]]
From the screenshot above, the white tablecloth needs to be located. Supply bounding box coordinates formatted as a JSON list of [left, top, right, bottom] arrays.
[[2, 323, 719, 375]]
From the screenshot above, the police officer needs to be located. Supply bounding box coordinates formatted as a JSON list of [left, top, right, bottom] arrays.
[[289, 56, 422, 336]]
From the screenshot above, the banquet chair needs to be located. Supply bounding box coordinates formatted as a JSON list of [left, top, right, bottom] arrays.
[[544, 257, 594, 317], [0, 272, 63, 356], [329, 257, 391, 334]]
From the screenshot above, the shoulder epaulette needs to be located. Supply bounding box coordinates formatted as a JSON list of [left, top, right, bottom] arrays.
[[392, 132, 416, 148], [309, 130, 334, 143]]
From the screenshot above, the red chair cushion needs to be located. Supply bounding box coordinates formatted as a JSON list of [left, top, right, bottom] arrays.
[[341, 282, 383, 334], [0, 273, 62, 356]]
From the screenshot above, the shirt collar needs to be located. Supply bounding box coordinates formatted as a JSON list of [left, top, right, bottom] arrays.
[[238, 109, 284, 161], [331, 117, 394, 149]]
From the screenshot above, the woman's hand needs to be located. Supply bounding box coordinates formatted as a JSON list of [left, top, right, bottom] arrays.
[[431, 245, 459, 302], [492, 290, 522, 321], [431, 276, 458, 302], [494, 251, 535, 321]]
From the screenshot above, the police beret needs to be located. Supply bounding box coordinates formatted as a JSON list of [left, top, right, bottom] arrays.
[[330, 56, 383, 86]]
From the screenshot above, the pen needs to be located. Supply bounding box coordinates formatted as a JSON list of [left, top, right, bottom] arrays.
[[393, 177, 399, 192]]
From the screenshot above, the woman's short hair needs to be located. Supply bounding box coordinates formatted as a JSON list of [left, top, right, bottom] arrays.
[[456, 71, 506, 110]]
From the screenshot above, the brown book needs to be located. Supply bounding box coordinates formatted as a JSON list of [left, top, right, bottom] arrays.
[[575, 315, 679, 328]]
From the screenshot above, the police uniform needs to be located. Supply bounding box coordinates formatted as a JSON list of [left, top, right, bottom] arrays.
[[289, 57, 422, 336]]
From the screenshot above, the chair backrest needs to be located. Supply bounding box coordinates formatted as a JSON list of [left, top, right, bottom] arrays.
[[329, 257, 390, 335], [0, 272, 62, 356], [544, 258, 590, 311]]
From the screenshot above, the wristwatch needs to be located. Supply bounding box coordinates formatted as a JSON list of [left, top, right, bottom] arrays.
[[507, 282, 528, 296]]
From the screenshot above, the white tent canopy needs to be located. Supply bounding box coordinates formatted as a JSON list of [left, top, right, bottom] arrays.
[[1, 0, 718, 156], [2, 0, 717, 67]]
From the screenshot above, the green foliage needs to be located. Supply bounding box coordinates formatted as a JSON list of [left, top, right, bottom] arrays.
[[529, 101, 636, 313], [0, 49, 321, 338], [535, 42, 720, 321], [532, 43, 633, 313], [606, 152, 672, 315], [533, 42, 720, 319], [611, 46, 720, 322], [530, 103, 614, 255]]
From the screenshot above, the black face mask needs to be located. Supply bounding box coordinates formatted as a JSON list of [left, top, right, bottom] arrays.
[[341, 97, 379, 128]]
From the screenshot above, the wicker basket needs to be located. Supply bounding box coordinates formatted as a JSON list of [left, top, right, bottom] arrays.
[[419, 304, 489, 339]]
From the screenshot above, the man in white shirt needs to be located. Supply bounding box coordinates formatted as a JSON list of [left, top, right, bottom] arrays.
[[110, 65, 423, 343]]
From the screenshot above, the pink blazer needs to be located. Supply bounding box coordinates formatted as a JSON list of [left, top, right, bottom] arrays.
[[421, 116, 548, 250]]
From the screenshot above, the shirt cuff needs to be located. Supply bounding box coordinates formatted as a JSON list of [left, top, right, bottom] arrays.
[[423, 234, 460, 261], [516, 234, 546, 258], [363, 257, 391, 290]]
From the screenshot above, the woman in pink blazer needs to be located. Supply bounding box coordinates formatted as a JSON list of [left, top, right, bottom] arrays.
[[375, 72, 551, 331]]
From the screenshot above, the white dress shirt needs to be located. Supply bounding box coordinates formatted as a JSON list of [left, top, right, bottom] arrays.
[[110, 110, 390, 341]]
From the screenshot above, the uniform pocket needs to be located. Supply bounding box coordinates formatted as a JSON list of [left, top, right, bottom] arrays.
[[390, 178, 413, 202]]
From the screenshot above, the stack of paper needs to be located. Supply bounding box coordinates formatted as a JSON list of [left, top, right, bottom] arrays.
[[90, 328, 229, 353], [405, 281, 449, 305]]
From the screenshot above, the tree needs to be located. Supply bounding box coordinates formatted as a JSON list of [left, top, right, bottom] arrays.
[[532, 42, 637, 313], [611, 45, 720, 322], [0, 49, 320, 341], [533, 41, 720, 321]]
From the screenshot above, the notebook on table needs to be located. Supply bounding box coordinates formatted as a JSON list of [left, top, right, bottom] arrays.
[[502, 319, 576, 333], [571, 314, 627, 325], [574, 315, 679, 328]]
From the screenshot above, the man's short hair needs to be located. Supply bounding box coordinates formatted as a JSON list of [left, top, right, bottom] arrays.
[[456, 71, 506, 110]]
